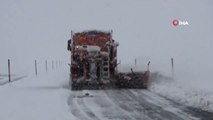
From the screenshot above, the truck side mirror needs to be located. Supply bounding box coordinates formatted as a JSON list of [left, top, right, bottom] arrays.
[[67, 39, 71, 51]]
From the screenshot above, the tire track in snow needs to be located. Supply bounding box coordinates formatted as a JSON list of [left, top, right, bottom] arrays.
[[92, 90, 135, 120], [76, 96, 100, 120], [132, 89, 213, 120], [105, 89, 198, 120], [104, 90, 151, 120], [67, 94, 89, 120], [122, 90, 184, 120], [128, 89, 199, 120]]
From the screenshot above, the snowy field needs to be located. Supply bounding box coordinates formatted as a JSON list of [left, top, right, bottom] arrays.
[[0, 67, 74, 120]]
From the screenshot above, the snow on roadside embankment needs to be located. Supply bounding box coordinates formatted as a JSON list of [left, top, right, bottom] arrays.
[[149, 72, 213, 112], [0, 68, 75, 120]]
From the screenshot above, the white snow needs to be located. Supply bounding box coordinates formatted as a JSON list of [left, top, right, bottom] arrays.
[[0, 67, 75, 120], [149, 72, 213, 112]]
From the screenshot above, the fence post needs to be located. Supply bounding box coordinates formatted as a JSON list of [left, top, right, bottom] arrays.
[[171, 58, 174, 78], [56, 61, 58, 69], [45, 60, 48, 72], [147, 61, 150, 71], [35, 60, 38, 76], [8, 59, 11, 82], [52, 60, 54, 69]]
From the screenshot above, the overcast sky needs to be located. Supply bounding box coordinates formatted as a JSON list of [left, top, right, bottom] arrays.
[[0, 0, 213, 83]]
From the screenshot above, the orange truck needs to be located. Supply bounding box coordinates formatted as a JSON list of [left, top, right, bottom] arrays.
[[67, 30, 149, 90]]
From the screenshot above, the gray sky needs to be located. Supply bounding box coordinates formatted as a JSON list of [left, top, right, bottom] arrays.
[[0, 0, 213, 82]]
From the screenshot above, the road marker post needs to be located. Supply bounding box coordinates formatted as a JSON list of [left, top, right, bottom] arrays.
[[171, 58, 174, 79], [35, 60, 38, 76], [45, 60, 48, 72], [8, 59, 11, 82]]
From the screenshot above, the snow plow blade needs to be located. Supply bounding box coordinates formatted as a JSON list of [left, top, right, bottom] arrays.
[[115, 70, 150, 89]]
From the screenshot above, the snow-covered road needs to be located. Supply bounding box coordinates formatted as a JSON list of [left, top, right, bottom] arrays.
[[67, 89, 213, 120]]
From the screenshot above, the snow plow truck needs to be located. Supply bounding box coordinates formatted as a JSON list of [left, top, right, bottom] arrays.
[[67, 30, 150, 90]]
